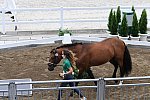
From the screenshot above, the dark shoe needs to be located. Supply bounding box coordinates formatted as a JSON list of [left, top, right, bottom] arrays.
[[11, 16, 14, 19], [5, 11, 12, 14]]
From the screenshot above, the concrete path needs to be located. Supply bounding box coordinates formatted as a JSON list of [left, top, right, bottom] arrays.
[[0, 33, 149, 49]]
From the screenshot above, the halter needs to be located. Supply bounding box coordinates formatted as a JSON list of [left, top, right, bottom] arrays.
[[48, 49, 62, 71], [49, 49, 59, 66], [52, 49, 59, 65]]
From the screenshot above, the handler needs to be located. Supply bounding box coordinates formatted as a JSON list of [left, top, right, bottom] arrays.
[[57, 49, 86, 100]]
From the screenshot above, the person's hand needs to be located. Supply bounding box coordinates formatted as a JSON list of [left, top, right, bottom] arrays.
[[59, 73, 64, 78]]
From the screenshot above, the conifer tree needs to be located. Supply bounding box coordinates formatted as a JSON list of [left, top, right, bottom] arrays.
[[120, 14, 128, 37], [116, 6, 121, 24], [132, 12, 139, 37], [108, 9, 113, 31], [139, 9, 147, 34], [111, 11, 118, 35]]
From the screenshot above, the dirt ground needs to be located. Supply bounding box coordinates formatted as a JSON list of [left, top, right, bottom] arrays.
[[0, 43, 149, 81], [0, 43, 149, 99]]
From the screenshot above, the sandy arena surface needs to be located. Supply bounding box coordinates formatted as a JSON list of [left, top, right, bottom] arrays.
[[0, 44, 149, 81], [0, 1, 150, 99], [0, 43, 149, 99]]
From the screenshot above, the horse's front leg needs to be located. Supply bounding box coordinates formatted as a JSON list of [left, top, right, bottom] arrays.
[[75, 69, 84, 86], [110, 60, 119, 84]]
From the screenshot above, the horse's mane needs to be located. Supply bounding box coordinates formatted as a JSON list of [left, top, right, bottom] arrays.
[[56, 43, 87, 49]]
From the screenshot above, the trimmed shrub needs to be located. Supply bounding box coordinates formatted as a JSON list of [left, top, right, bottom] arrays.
[[139, 9, 147, 34], [116, 6, 121, 24], [110, 11, 118, 35], [120, 14, 128, 37], [107, 9, 113, 31], [131, 12, 139, 37]]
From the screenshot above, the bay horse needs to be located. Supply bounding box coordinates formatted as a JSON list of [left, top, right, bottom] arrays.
[[48, 38, 132, 85]]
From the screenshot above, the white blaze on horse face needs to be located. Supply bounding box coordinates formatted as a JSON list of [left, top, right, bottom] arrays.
[[55, 53, 58, 57]]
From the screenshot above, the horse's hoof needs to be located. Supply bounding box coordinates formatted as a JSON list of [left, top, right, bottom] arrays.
[[69, 91, 73, 97], [119, 80, 123, 85]]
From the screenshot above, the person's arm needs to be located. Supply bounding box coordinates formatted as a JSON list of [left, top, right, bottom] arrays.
[[59, 66, 73, 78], [65, 67, 73, 74]]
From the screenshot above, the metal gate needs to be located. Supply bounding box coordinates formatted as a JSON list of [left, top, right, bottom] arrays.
[[0, 76, 150, 100]]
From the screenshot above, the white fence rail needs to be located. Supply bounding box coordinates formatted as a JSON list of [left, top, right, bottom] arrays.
[[0, 76, 150, 100], [0, 6, 150, 34], [0, 78, 32, 97]]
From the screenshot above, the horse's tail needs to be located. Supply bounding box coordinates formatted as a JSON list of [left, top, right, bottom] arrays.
[[123, 45, 132, 76]]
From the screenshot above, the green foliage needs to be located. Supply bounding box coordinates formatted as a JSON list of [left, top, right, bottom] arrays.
[[116, 6, 121, 24], [131, 12, 139, 37], [107, 9, 113, 31], [73, 69, 79, 79], [139, 9, 147, 34], [120, 14, 128, 37], [110, 11, 118, 35], [58, 28, 72, 36], [73, 69, 89, 79]]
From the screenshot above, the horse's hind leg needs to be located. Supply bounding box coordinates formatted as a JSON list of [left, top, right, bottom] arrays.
[[86, 68, 97, 85], [110, 60, 118, 83], [118, 66, 124, 85], [117, 59, 125, 85]]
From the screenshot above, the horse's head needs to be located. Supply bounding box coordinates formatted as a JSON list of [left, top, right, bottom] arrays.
[[48, 43, 83, 71], [48, 48, 63, 71]]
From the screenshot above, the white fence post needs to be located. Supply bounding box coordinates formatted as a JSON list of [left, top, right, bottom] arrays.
[[1, 8, 6, 34], [97, 78, 105, 100], [60, 7, 64, 29], [8, 82, 16, 100], [5, 0, 18, 30]]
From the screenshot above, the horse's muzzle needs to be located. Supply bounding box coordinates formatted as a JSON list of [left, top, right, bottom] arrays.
[[47, 63, 55, 71]]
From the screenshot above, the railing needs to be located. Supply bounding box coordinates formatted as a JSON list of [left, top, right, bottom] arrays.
[[0, 6, 150, 34], [0, 76, 150, 100]]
